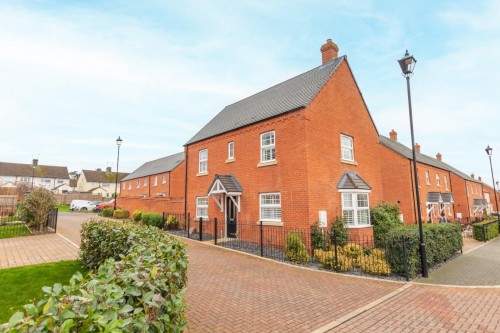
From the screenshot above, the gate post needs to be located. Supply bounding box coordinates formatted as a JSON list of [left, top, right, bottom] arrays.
[[187, 212, 190, 238], [214, 217, 218, 245], [199, 217, 203, 241], [260, 220, 264, 257], [333, 228, 339, 272]]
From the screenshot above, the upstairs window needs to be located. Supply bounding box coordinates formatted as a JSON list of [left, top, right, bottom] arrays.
[[143, 178, 147, 186], [342, 192, 370, 227], [162, 174, 167, 184], [153, 176, 158, 186], [122, 182, 126, 190], [196, 197, 208, 218], [228, 142, 234, 160], [340, 135, 354, 161], [128, 182, 132, 190], [260, 193, 281, 221], [136, 180, 140, 188], [260, 131, 275, 163], [444, 176, 449, 190], [199, 149, 208, 173], [436, 174, 441, 186], [425, 171, 430, 185]]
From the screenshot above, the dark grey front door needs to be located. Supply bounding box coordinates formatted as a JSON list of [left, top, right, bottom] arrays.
[[226, 197, 237, 238]]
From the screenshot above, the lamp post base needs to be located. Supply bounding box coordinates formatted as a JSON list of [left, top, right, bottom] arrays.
[[420, 242, 428, 278]]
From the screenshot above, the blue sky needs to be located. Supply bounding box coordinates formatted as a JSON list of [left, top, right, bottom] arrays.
[[0, 1, 499, 187]]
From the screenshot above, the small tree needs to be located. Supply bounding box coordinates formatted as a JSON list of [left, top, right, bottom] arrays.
[[24, 188, 57, 231], [329, 216, 349, 247], [370, 201, 403, 247]]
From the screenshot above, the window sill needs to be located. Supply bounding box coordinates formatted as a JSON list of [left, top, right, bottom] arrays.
[[257, 160, 277, 168], [195, 217, 209, 221], [257, 220, 283, 226], [341, 159, 358, 166], [226, 158, 235, 164], [196, 172, 208, 177], [346, 224, 372, 229]]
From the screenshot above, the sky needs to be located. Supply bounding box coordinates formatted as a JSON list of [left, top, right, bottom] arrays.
[[0, 1, 499, 187]]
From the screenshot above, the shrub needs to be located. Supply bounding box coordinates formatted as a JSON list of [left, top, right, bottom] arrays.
[[343, 243, 363, 260], [314, 249, 351, 272], [284, 231, 309, 265], [113, 209, 129, 219], [100, 207, 114, 217], [329, 216, 349, 247], [166, 215, 179, 229], [23, 188, 57, 231], [2, 221, 188, 332], [310, 221, 326, 249], [359, 255, 391, 276], [142, 212, 164, 228], [132, 210, 142, 222], [370, 201, 403, 248], [472, 220, 499, 241], [385, 223, 463, 278]]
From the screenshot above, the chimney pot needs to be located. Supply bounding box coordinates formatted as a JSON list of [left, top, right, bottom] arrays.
[[471, 173, 474, 179], [96, 168, 102, 171], [320, 38, 339, 64], [478, 176, 482, 181], [415, 143, 421, 153], [389, 129, 398, 141], [436, 152, 442, 161]]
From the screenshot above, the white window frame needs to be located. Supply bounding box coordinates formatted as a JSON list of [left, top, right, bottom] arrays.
[[196, 196, 209, 219], [228, 142, 234, 160], [260, 131, 276, 163], [340, 134, 354, 161], [199, 149, 208, 173], [136, 180, 140, 188], [162, 174, 167, 184], [444, 175, 449, 191], [340, 190, 371, 227], [143, 178, 147, 186], [153, 176, 158, 186], [122, 182, 126, 190], [436, 174, 440, 187], [259, 193, 281, 222], [128, 182, 132, 190], [425, 171, 430, 185]]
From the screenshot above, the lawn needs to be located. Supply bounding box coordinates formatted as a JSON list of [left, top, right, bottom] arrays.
[[0, 224, 31, 239], [0, 260, 89, 323], [57, 204, 71, 212]]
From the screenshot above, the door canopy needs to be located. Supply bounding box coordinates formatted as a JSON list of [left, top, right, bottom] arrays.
[[336, 171, 371, 190], [207, 174, 243, 212]]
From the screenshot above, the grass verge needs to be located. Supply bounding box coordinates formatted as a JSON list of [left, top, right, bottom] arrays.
[[0, 225, 31, 239], [0, 260, 89, 323]]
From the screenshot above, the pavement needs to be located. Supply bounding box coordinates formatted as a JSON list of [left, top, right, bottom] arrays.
[[2, 214, 500, 332]]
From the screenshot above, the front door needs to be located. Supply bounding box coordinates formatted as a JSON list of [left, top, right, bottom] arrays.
[[226, 196, 237, 238]]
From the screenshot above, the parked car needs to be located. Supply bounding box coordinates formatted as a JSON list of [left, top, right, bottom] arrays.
[[96, 199, 115, 211], [70, 200, 97, 211]]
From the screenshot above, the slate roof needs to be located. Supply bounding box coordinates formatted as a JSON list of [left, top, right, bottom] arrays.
[[82, 170, 129, 183], [0, 162, 69, 179], [208, 174, 243, 194], [379, 136, 480, 183], [336, 171, 371, 190], [186, 56, 346, 145], [122, 152, 184, 181]]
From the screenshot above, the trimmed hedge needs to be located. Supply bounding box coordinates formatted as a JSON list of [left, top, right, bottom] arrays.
[[142, 212, 164, 228], [385, 223, 462, 278], [473, 220, 499, 241], [100, 207, 114, 217], [132, 210, 142, 222], [1, 220, 188, 332], [113, 209, 130, 219]]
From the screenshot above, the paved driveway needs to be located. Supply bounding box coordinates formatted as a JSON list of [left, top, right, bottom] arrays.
[[56, 212, 98, 245]]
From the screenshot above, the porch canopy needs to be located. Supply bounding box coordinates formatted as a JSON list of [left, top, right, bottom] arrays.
[[336, 170, 371, 190], [473, 198, 488, 214], [207, 174, 243, 212], [426, 192, 454, 217]]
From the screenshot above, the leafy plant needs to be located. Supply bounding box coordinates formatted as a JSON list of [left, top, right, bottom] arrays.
[[100, 207, 114, 217], [310, 221, 326, 249], [472, 220, 499, 241], [166, 215, 179, 229], [329, 216, 349, 247], [284, 231, 309, 264], [359, 255, 391, 276], [113, 209, 129, 219], [142, 212, 163, 228], [370, 201, 403, 248], [23, 188, 57, 231], [132, 210, 142, 223]]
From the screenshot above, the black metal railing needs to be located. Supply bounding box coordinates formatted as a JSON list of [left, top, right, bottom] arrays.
[[0, 205, 58, 239]]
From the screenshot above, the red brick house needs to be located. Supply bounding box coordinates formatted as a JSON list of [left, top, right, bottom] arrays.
[[119, 152, 185, 213], [184, 39, 384, 239], [379, 130, 484, 223]]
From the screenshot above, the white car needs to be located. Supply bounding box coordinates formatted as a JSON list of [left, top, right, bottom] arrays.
[[70, 200, 97, 211]]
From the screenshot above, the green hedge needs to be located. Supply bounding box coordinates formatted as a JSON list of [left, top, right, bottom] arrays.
[[113, 209, 130, 219], [473, 220, 499, 241], [142, 212, 164, 228], [1, 220, 188, 332], [100, 207, 114, 217], [385, 223, 462, 278], [132, 210, 142, 222]]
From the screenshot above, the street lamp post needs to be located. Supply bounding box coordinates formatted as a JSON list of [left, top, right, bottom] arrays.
[[31, 159, 38, 191], [398, 50, 428, 278], [114, 136, 123, 210], [485, 146, 499, 221]]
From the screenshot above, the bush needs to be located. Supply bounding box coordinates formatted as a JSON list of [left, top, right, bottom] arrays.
[[310, 221, 326, 249], [113, 209, 129, 219], [472, 220, 499, 241], [314, 249, 351, 271], [166, 215, 179, 229], [359, 255, 391, 276], [132, 210, 142, 222], [385, 223, 463, 278], [142, 212, 164, 228], [329, 216, 349, 247], [100, 207, 114, 217], [24, 188, 57, 231], [370, 202, 403, 247], [343, 243, 363, 261], [2, 221, 188, 332], [284, 231, 309, 264]]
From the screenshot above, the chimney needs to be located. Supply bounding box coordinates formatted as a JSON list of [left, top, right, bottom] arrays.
[[96, 168, 102, 171], [471, 173, 474, 179], [436, 152, 442, 161], [320, 39, 339, 64], [415, 143, 421, 153], [106, 167, 111, 172], [389, 129, 398, 141], [478, 176, 482, 181]]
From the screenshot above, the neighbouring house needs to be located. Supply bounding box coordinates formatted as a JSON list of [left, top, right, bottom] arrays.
[[77, 167, 129, 198], [184, 39, 385, 239], [379, 130, 485, 223], [119, 152, 185, 213], [51, 183, 73, 194], [481, 181, 499, 215], [0, 161, 70, 192]]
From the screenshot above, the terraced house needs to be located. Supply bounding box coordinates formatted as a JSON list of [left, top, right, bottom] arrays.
[[184, 39, 385, 239], [0, 161, 70, 193], [77, 167, 129, 198]]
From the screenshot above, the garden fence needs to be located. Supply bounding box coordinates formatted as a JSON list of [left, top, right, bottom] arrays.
[[0, 205, 58, 239]]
